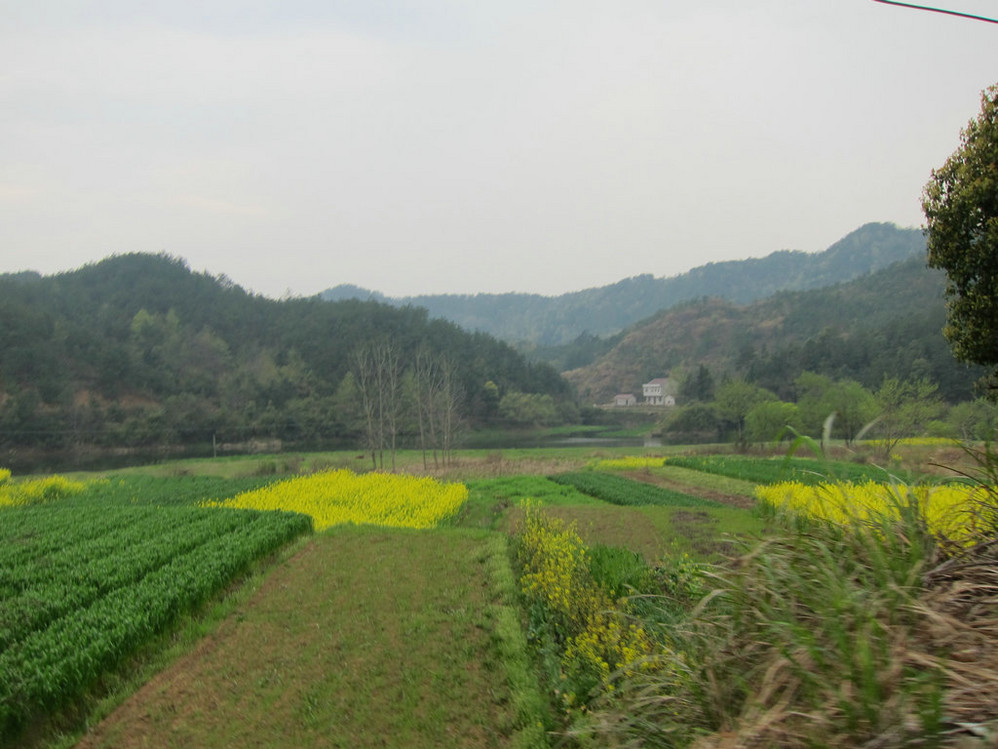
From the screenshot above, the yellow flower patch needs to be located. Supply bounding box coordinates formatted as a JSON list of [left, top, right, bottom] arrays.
[[516, 501, 657, 704], [592, 456, 666, 471], [756, 480, 992, 545], [0, 470, 88, 507], [205, 469, 468, 531]]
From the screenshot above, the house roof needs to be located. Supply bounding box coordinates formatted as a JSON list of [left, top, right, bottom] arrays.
[[644, 378, 670, 386]]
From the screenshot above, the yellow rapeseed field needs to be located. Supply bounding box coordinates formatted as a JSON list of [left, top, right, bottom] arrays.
[[592, 456, 666, 470], [205, 469, 468, 531], [863, 437, 959, 448], [0, 469, 88, 507], [756, 480, 992, 545]]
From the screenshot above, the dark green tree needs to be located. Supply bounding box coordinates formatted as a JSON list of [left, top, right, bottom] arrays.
[[745, 400, 800, 445], [497, 391, 560, 426], [680, 364, 715, 403], [922, 83, 998, 385], [662, 403, 720, 442], [714, 380, 777, 449], [874, 377, 943, 457]]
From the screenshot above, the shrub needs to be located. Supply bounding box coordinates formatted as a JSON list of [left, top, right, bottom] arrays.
[[573, 480, 995, 748], [514, 502, 656, 710]]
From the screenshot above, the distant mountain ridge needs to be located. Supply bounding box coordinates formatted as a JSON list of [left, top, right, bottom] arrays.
[[321, 223, 925, 346], [564, 254, 982, 405]]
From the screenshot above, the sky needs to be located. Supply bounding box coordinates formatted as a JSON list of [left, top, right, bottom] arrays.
[[2, 1, 997, 299]]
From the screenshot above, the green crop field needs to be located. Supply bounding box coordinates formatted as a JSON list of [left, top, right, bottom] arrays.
[[549, 470, 722, 508], [0, 500, 310, 740], [1, 442, 994, 749], [664, 454, 920, 485]]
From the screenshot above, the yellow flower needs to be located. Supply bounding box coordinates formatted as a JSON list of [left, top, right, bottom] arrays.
[[755, 479, 990, 545], [0, 471, 88, 507], [204, 469, 467, 531]]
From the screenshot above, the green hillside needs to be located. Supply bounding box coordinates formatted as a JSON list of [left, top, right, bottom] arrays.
[[0, 254, 573, 458], [566, 255, 984, 404], [323, 223, 925, 346]]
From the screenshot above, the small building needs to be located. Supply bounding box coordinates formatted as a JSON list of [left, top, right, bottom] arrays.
[[642, 378, 676, 406], [613, 393, 637, 407]]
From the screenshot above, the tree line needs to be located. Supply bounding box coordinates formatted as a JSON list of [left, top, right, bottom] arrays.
[[672, 81, 998, 452], [663, 366, 997, 452], [0, 253, 576, 454]]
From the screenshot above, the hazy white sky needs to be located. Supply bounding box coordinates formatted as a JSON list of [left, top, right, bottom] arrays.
[[2, 1, 996, 298]]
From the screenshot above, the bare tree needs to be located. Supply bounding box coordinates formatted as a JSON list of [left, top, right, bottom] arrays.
[[375, 342, 403, 472], [410, 348, 464, 470], [351, 346, 380, 470], [351, 341, 403, 471], [411, 347, 442, 470], [436, 356, 464, 467]]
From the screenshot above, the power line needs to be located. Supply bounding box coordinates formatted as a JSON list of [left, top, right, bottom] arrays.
[[872, 0, 998, 24]]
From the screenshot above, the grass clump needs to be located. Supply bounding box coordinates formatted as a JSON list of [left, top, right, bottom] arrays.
[[568, 477, 998, 748], [479, 533, 550, 749]]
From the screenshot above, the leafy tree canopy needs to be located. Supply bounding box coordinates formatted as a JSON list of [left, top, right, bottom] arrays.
[[923, 83, 998, 383], [0, 253, 574, 451]]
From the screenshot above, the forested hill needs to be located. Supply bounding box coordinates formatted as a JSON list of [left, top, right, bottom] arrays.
[[0, 253, 572, 451], [566, 255, 984, 405], [321, 223, 925, 346]]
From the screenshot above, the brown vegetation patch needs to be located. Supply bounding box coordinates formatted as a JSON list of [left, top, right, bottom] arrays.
[[418, 454, 591, 481], [619, 470, 756, 510], [667, 510, 727, 557], [915, 539, 998, 739], [506, 503, 667, 561]]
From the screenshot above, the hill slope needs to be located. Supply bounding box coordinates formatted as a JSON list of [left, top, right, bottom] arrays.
[[566, 256, 983, 404], [322, 223, 925, 345], [0, 253, 571, 452]]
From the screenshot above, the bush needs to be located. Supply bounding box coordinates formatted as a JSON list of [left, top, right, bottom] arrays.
[[573, 482, 993, 748], [514, 503, 656, 710]]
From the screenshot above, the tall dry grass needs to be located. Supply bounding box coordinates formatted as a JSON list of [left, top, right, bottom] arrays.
[[571, 473, 998, 747]]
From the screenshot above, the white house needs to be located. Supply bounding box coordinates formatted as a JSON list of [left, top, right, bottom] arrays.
[[642, 378, 676, 406], [613, 393, 637, 407]]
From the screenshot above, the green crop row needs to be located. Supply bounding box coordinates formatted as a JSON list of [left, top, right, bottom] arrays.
[[0, 476, 279, 572], [549, 472, 720, 508], [73, 474, 283, 507], [664, 455, 916, 486], [0, 504, 311, 740], [0, 504, 162, 571], [0, 509, 267, 649], [1, 506, 241, 588]]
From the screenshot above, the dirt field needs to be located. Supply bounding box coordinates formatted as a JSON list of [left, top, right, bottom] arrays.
[[74, 528, 515, 749]]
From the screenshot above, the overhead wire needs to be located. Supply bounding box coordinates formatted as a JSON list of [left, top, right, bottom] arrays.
[[872, 0, 998, 24]]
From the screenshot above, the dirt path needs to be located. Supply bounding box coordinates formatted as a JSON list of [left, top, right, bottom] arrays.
[[75, 528, 514, 749]]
